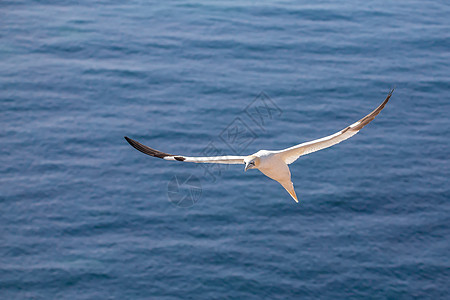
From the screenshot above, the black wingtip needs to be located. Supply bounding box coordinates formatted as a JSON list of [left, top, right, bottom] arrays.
[[388, 87, 395, 97], [124, 136, 135, 147], [124, 136, 173, 159]]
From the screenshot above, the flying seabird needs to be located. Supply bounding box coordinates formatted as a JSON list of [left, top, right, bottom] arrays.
[[125, 89, 393, 203]]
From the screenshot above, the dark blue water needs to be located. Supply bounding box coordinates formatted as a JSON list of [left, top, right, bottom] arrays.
[[1, 1, 449, 299]]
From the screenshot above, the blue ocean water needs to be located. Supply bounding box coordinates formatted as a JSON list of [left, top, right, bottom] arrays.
[[1, 0, 449, 298]]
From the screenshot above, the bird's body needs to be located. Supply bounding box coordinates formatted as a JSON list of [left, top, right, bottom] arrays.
[[125, 89, 394, 203], [259, 158, 297, 202], [244, 151, 297, 201]]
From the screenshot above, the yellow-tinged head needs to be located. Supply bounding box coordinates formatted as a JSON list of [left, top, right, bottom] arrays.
[[244, 156, 260, 172]]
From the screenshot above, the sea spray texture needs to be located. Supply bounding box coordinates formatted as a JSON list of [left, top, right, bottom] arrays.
[[1, 1, 449, 299]]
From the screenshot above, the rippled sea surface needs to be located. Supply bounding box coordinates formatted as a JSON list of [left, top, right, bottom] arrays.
[[1, 1, 449, 299]]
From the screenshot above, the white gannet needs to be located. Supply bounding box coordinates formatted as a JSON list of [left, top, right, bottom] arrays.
[[125, 89, 393, 203]]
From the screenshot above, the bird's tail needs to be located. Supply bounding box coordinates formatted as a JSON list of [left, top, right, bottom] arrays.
[[280, 181, 298, 203]]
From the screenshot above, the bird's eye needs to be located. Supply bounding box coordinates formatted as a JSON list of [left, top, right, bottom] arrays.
[[251, 161, 255, 165]]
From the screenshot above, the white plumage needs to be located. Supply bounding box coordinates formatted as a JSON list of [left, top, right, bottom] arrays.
[[125, 89, 393, 203]]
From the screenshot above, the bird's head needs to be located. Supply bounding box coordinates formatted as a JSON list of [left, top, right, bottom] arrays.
[[244, 156, 260, 172]]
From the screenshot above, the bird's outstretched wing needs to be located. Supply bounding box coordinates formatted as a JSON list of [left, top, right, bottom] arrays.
[[274, 89, 394, 165], [124, 136, 245, 164]]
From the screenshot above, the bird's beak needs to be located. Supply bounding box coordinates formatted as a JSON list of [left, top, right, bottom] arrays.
[[244, 163, 250, 172]]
